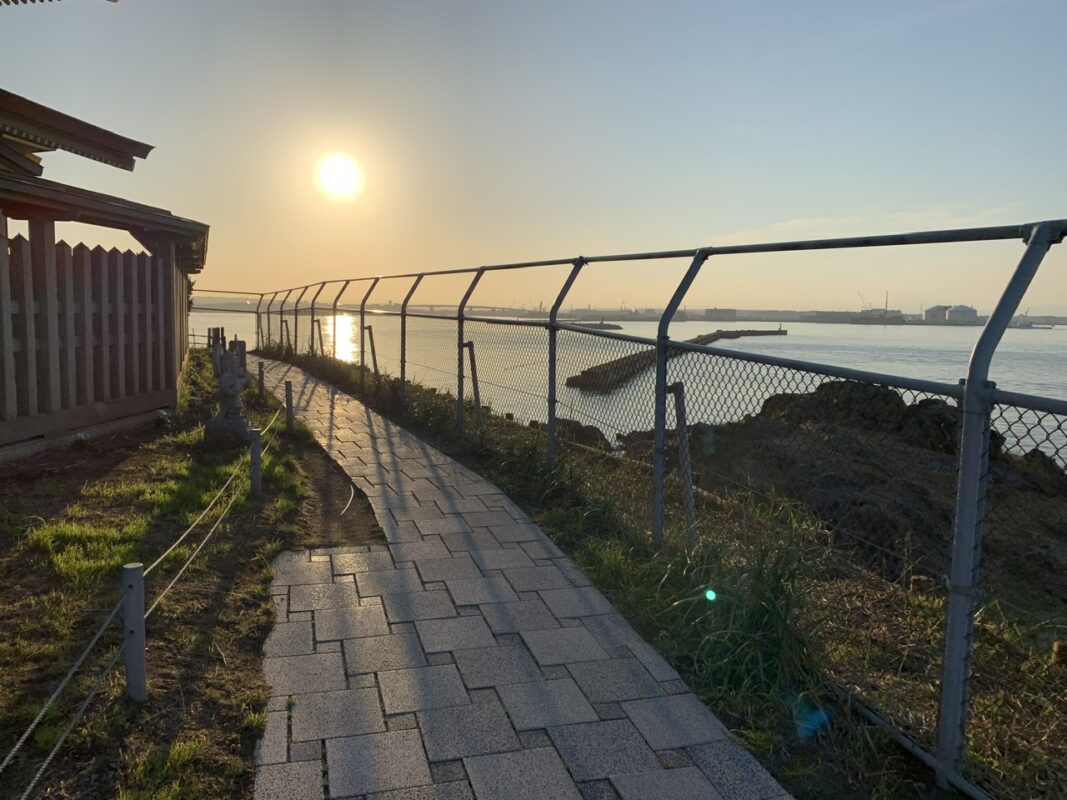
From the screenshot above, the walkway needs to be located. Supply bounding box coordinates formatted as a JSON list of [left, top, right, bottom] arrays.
[[254, 360, 792, 800]]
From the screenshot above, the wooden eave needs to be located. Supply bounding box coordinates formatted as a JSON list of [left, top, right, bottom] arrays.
[[0, 88, 152, 171], [0, 173, 209, 273]]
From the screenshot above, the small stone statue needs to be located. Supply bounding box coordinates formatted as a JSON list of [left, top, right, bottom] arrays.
[[205, 349, 250, 445]]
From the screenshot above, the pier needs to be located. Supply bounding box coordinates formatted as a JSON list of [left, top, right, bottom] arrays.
[[565, 329, 787, 393]]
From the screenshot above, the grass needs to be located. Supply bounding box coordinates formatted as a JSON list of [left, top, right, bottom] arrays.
[[258, 346, 1064, 800], [0, 349, 319, 798]]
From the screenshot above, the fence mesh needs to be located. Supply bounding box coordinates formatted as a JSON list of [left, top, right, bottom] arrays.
[[462, 321, 550, 427]]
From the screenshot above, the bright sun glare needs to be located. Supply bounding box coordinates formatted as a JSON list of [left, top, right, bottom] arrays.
[[315, 152, 364, 201]]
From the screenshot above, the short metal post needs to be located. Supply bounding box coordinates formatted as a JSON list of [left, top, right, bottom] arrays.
[[292, 285, 310, 354], [121, 563, 147, 702], [258, 360, 265, 401], [669, 382, 699, 548], [548, 259, 584, 464], [285, 380, 294, 432], [400, 275, 423, 406], [652, 250, 710, 542], [456, 269, 485, 434], [264, 292, 278, 347], [465, 341, 481, 425], [249, 428, 262, 497], [359, 279, 380, 391], [254, 293, 265, 349], [364, 325, 379, 387], [935, 223, 1058, 784]]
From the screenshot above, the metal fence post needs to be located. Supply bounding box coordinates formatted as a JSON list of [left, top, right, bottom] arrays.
[[292, 285, 309, 354], [308, 282, 326, 355], [264, 292, 278, 347], [277, 289, 294, 350], [249, 428, 262, 497], [652, 249, 710, 542], [359, 279, 380, 391], [400, 274, 423, 407], [254, 293, 265, 349], [464, 341, 481, 425], [285, 380, 294, 432], [364, 325, 379, 386], [547, 259, 585, 464], [456, 269, 485, 434], [121, 563, 147, 702], [668, 382, 699, 548], [935, 222, 1058, 785], [329, 280, 350, 359], [258, 360, 265, 400]]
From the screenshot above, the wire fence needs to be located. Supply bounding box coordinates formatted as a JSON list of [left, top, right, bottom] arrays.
[[1, 375, 285, 798], [245, 218, 1067, 800]]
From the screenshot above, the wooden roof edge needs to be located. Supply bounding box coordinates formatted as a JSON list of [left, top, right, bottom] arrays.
[[0, 88, 153, 171], [0, 173, 209, 273]]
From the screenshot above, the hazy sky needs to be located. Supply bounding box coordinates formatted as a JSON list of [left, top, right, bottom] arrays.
[[3, 0, 1066, 313]]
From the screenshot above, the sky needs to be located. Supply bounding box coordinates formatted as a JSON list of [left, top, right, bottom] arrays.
[[2, 0, 1066, 314]]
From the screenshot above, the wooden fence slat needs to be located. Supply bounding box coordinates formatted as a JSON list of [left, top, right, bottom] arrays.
[[11, 236, 36, 415], [140, 254, 153, 391], [57, 242, 77, 410], [125, 250, 139, 395], [0, 213, 16, 421], [74, 244, 94, 406], [154, 255, 165, 391], [161, 247, 176, 389], [30, 219, 60, 414], [92, 247, 110, 400], [110, 249, 125, 398]]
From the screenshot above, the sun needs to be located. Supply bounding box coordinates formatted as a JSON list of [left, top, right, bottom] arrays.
[[315, 152, 364, 201]]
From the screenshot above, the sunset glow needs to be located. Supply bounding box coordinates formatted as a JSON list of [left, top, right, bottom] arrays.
[[315, 153, 363, 201]]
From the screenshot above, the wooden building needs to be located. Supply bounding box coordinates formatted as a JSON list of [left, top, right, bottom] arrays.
[[0, 89, 209, 453]]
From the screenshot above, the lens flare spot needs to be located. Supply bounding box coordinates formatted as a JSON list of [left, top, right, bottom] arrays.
[[704, 588, 717, 601]]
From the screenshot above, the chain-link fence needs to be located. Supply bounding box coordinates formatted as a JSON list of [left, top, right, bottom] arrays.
[[246, 220, 1066, 799]]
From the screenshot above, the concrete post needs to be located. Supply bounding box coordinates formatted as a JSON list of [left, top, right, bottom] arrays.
[[121, 563, 147, 702]]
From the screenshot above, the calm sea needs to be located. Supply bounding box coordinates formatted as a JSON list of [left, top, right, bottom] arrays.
[[191, 310, 1066, 446]]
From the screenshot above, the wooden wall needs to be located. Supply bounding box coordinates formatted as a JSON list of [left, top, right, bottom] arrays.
[[0, 212, 190, 448]]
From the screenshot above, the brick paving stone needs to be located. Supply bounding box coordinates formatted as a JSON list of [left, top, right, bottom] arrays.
[[471, 548, 536, 570], [368, 783, 474, 800], [332, 550, 395, 574], [254, 761, 323, 800], [390, 539, 452, 562], [314, 605, 390, 641], [464, 747, 582, 800], [415, 554, 484, 582], [497, 679, 599, 730], [357, 568, 426, 596], [480, 599, 561, 633], [459, 510, 516, 527], [270, 558, 333, 587], [382, 590, 457, 622], [686, 741, 791, 800], [435, 495, 488, 514], [520, 627, 610, 665], [439, 530, 503, 552], [326, 729, 431, 797], [263, 621, 314, 657], [255, 711, 287, 765], [519, 540, 565, 560], [414, 516, 473, 536], [547, 719, 661, 782], [622, 694, 728, 750], [567, 658, 665, 703], [290, 687, 385, 741], [446, 576, 519, 605], [344, 632, 428, 674], [264, 652, 346, 695], [454, 644, 543, 688], [581, 615, 680, 682], [288, 581, 359, 612], [610, 767, 721, 800], [416, 616, 497, 652], [289, 740, 322, 762], [378, 664, 471, 713], [488, 522, 544, 543], [540, 587, 615, 617], [501, 566, 571, 592], [429, 761, 467, 783], [417, 700, 521, 760]]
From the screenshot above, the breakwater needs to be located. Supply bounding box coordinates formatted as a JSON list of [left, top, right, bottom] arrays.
[[565, 328, 787, 393]]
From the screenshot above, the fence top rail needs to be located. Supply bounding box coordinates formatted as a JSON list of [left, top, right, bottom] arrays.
[[989, 387, 1067, 417], [224, 219, 1066, 298]]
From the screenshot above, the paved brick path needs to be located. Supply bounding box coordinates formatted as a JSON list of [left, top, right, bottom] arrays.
[[255, 360, 792, 800]]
